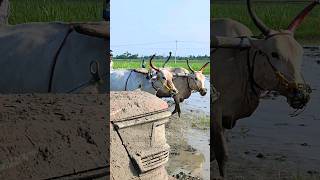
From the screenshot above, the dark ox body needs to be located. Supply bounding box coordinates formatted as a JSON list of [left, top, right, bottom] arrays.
[[0, 22, 108, 93]]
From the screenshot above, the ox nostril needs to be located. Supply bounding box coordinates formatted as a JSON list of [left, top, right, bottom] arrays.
[[172, 89, 178, 94]]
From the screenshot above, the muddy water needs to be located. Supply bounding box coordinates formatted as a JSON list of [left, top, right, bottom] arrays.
[[166, 77, 211, 179], [186, 129, 210, 180]]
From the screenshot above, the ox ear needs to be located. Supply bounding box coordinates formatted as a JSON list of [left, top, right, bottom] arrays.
[[211, 36, 252, 49]]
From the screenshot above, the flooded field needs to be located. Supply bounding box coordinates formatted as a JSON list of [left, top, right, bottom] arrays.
[[211, 47, 320, 179], [165, 77, 210, 180]]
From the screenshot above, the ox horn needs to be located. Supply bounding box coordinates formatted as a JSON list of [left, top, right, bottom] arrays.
[[200, 62, 210, 73], [141, 58, 146, 68], [103, 0, 110, 21], [186, 59, 195, 73], [162, 52, 172, 68], [149, 54, 160, 72], [211, 36, 252, 49], [287, 1, 319, 33], [247, 0, 272, 36]]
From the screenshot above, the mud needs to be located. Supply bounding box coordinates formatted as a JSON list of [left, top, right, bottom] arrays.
[[165, 76, 211, 180], [0, 94, 108, 180], [211, 48, 320, 179], [110, 91, 170, 180], [166, 110, 210, 180]]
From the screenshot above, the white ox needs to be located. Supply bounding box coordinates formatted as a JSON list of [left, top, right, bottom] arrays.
[[110, 55, 178, 96], [0, 21, 109, 93], [211, 0, 318, 177]]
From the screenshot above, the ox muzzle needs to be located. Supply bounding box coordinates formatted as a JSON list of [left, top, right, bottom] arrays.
[[199, 88, 207, 96], [284, 83, 311, 109]]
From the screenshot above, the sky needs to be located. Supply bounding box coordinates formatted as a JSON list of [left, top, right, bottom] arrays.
[[110, 0, 210, 57]]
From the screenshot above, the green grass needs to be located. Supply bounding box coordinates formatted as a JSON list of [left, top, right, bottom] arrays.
[[191, 115, 210, 130], [211, 2, 320, 44], [9, 0, 103, 24], [113, 59, 210, 75]]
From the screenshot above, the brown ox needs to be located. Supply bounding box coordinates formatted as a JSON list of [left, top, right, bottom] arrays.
[[157, 59, 209, 116]]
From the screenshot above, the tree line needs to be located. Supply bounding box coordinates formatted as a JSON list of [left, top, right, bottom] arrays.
[[114, 52, 209, 60]]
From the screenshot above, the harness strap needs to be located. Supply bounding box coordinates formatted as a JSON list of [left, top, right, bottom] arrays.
[[48, 28, 74, 92], [125, 70, 134, 91], [247, 49, 265, 96], [186, 75, 192, 91]]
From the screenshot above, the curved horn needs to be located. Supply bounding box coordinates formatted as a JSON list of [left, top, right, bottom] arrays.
[[149, 54, 159, 72], [141, 58, 146, 68], [186, 59, 195, 73], [247, 0, 272, 36], [288, 1, 319, 33], [199, 62, 210, 73], [162, 52, 172, 68]]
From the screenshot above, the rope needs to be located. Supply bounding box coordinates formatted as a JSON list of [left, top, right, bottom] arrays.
[[124, 70, 133, 91], [48, 28, 74, 92]]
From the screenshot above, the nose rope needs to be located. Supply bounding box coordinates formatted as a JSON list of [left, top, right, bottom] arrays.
[[184, 73, 202, 93], [247, 48, 310, 96], [247, 48, 311, 112], [247, 49, 265, 96], [151, 76, 174, 93]]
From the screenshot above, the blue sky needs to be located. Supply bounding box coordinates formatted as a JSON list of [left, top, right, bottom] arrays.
[[111, 0, 209, 57]]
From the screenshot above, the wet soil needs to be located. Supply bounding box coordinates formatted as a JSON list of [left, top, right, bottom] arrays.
[[166, 110, 210, 180], [165, 76, 211, 180], [0, 94, 108, 180]]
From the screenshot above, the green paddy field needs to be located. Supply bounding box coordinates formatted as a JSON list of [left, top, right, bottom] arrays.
[[113, 59, 211, 75], [8, 0, 103, 24], [211, 1, 320, 44]]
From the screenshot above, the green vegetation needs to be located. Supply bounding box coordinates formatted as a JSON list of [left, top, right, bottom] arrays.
[[211, 1, 320, 44], [191, 115, 210, 130], [113, 59, 210, 75], [9, 0, 103, 24]]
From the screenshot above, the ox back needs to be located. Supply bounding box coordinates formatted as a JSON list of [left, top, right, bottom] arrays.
[[0, 22, 108, 93]]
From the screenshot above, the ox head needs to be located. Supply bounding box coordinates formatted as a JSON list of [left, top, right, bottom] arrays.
[[212, 0, 318, 109], [186, 59, 209, 96], [149, 55, 179, 96]]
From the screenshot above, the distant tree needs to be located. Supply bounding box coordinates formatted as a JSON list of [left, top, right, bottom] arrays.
[[114, 52, 209, 60]]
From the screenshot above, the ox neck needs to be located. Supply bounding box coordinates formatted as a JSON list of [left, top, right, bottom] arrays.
[[185, 76, 198, 93], [245, 48, 274, 98], [172, 75, 193, 95]]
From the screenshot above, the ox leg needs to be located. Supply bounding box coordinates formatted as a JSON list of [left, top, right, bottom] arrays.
[[172, 95, 181, 117], [212, 103, 228, 177], [213, 125, 228, 177]]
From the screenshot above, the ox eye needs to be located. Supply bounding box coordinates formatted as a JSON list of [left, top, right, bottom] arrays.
[[162, 77, 166, 80], [195, 77, 198, 81], [271, 52, 279, 59]]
